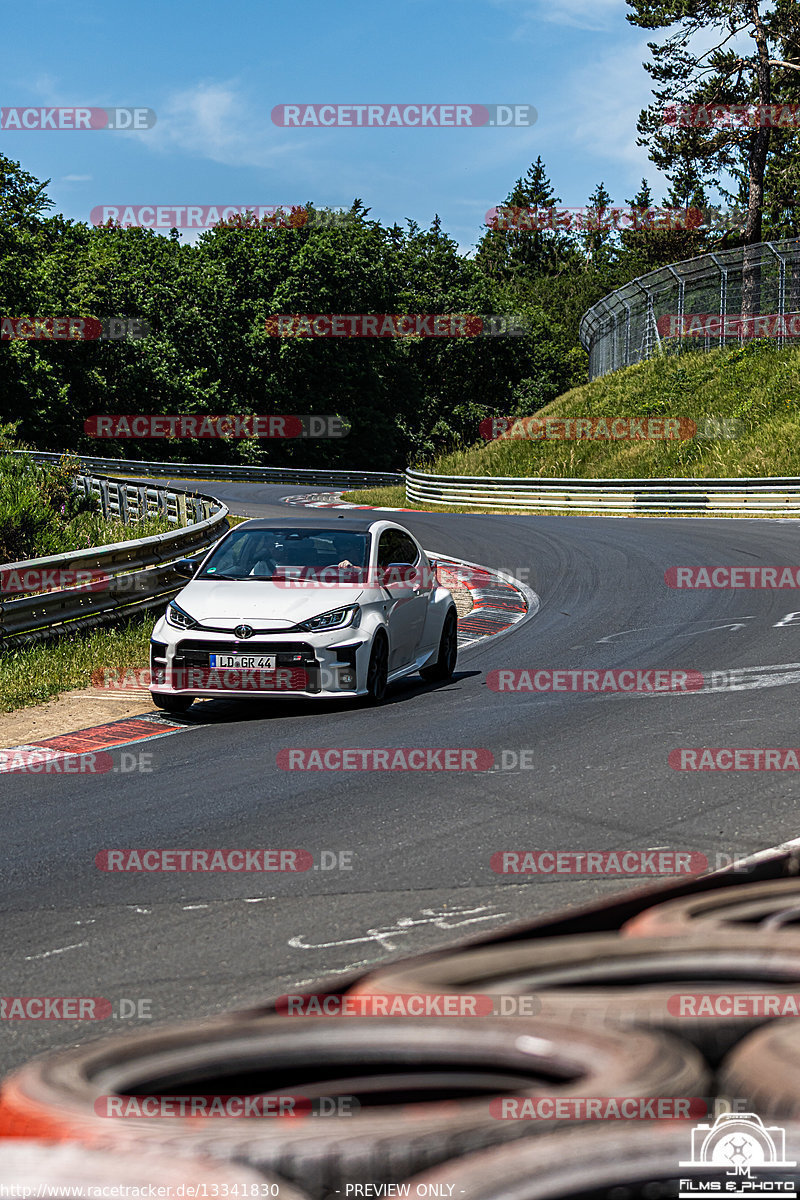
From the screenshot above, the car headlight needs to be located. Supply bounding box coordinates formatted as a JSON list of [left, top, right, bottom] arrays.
[[166, 601, 199, 630], [298, 604, 360, 632]]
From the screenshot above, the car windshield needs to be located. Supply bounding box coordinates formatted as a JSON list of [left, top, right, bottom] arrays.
[[197, 526, 371, 580]]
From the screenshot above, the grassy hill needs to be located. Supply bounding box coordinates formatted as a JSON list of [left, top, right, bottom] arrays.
[[344, 342, 800, 507]]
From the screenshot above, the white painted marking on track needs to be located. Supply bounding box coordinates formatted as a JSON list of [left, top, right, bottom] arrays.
[[690, 662, 800, 694], [508, 663, 800, 701], [675, 620, 754, 635], [595, 619, 756, 644], [288, 904, 509, 952], [24, 941, 87, 961]]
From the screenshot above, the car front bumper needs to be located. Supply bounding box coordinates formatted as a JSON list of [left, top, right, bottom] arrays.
[[149, 622, 373, 700]]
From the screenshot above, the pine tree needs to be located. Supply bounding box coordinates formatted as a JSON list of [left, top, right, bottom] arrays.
[[628, 0, 800, 309], [476, 157, 575, 281]]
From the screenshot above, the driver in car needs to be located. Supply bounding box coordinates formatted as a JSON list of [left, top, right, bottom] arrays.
[[247, 536, 279, 577]]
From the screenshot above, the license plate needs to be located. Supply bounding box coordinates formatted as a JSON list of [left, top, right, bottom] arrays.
[[210, 654, 276, 670]]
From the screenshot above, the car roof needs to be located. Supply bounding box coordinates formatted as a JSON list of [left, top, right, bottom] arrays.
[[233, 516, 405, 534]]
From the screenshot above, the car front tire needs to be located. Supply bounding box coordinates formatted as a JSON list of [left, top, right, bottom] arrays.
[[151, 693, 194, 714], [420, 608, 458, 683], [363, 632, 389, 704]]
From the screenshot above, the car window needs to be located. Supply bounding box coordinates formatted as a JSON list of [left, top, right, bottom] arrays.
[[199, 527, 371, 577], [377, 529, 419, 568]]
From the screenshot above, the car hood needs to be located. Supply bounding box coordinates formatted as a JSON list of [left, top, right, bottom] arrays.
[[175, 580, 365, 630]]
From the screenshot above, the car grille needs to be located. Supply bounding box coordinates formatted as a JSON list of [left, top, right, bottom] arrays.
[[172, 640, 320, 693]]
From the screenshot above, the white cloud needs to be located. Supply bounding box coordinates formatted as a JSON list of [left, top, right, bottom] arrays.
[[141, 81, 307, 169], [62, 174, 92, 182], [490, 0, 628, 34], [554, 38, 671, 191]]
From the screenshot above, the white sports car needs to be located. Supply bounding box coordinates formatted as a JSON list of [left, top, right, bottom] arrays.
[[149, 516, 458, 713]]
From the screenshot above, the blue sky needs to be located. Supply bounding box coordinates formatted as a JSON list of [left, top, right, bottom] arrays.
[[3, 0, 672, 252]]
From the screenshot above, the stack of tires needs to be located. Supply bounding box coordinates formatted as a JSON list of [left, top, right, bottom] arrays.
[[1, 877, 800, 1196]]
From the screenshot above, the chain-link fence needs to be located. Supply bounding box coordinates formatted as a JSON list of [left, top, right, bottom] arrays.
[[579, 237, 800, 379]]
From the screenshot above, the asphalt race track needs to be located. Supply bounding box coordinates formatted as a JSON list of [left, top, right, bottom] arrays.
[[3, 479, 800, 1073]]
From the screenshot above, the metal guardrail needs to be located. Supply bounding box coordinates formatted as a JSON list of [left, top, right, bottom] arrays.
[[16, 450, 403, 489], [579, 236, 800, 379], [1, 475, 229, 647], [405, 469, 800, 515]]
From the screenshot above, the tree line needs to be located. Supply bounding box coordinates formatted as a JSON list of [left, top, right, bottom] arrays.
[[1, 2, 799, 470]]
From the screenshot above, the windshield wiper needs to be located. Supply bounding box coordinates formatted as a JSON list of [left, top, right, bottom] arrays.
[[198, 571, 250, 580]]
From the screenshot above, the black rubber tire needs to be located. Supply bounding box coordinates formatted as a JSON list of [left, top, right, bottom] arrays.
[[403, 1120, 800, 1199], [0, 1013, 707, 1198], [720, 1019, 800, 1118], [151, 692, 194, 713], [349, 931, 800, 1065], [0, 1138, 283, 1192], [623, 878, 800, 939], [420, 607, 458, 683], [363, 631, 388, 704]]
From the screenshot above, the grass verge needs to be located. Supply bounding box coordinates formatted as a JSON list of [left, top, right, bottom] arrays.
[[426, 343, 800, 480], [346, 343, 800, 514], [1, 616, 154, 713]]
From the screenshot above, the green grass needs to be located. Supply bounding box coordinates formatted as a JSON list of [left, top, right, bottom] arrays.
[[345, 343, 800, 512], [1, 616, 154, 712], [425, 342, 800, 480], [0, 442, 175, 563], [340, 484, 533, 514]]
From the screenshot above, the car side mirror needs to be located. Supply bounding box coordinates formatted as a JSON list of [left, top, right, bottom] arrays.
[[173, 558, 198, 579]]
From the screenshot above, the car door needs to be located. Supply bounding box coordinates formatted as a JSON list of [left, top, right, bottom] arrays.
[[376, 529, 430, 670]]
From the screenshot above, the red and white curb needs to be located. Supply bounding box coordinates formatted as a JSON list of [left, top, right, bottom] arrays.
[[428, 554, 538, 651], [0, 715, 191, 774], [282, 490, 422, 513]]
